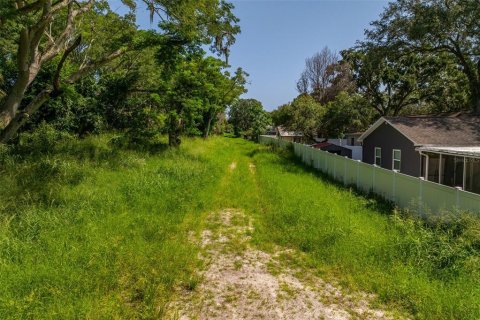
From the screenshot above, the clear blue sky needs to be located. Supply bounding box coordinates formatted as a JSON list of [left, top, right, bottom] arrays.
[[109, 0, 389, 110]]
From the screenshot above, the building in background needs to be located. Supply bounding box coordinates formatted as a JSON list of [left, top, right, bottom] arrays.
[[276, 126, 303, 143], [358, 115, 480, 194]]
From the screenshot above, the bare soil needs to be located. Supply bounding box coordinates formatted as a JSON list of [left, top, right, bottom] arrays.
[[166, 208, 402, 320]]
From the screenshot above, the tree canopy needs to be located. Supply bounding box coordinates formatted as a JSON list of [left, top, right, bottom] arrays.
[[364, 0, 480, 113], [228, 99, 270, 141], [0, 0, 242, 143]]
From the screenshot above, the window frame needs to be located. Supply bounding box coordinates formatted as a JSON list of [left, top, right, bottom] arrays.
[[374, 147, 382, 166], [392, 149, 401, 171]]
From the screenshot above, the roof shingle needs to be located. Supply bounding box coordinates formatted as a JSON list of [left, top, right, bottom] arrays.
[[384, 115, 480, 146]]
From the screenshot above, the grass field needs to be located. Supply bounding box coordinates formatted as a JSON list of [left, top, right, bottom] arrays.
[[0, 133, 479, 319]]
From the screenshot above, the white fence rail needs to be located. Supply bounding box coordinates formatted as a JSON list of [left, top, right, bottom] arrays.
[[259, 135, 480, 215]]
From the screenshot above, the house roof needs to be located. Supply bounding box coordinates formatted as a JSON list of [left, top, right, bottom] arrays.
[[417, 146, 480, 158], [358, 115, 480, 146], [276, 126, 303, 137], [311, 142, 332, 149]]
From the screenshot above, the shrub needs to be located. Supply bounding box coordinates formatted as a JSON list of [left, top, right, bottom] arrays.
[[14, 122, 74, 157]]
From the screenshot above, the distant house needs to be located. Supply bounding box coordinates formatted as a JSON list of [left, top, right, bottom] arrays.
[[264, 126, 276, 136], [276, 126, 303, 143], [358, 115, 480, 194], [311, 141, 352, 158], [319, 132, 363, 160]]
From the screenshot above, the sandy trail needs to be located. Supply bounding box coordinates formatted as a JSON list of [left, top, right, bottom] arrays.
[[167, 208, 401, 320]]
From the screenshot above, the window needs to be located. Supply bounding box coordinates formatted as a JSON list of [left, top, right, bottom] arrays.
[[392, 149, 401, 171], [375, 147, 382, 166]]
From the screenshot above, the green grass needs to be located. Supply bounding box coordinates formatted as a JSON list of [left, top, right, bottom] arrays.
[[251, 147, 480, 319], [0, 132, 479, 319]]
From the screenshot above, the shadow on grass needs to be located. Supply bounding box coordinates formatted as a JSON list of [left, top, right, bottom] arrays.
[[260, 144, 395, 216]]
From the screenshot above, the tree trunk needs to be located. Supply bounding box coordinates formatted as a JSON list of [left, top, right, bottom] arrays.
[[0, 89, 53, 143], [167, 113, 182, 147], [168, 130, 181, 147], [471, 84, 480, 115], [203, 112, 214, 139], [0, 69, 33, 129]]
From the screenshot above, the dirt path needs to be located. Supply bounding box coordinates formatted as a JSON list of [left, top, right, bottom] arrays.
[[167, 206, 400, 320]]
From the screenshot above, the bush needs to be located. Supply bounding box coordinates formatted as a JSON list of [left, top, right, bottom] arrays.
[[14, 122, 74, 157]]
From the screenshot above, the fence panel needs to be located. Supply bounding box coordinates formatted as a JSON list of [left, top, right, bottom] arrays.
[[345, 159, 358, 186], [395, 174, 422, 209], [422, 180, 458, 214], [307, 147, 315, 167], [459, 191, 480, 212], [373, 167, 394, 201], [259, 136, 480, 215], [312, 149, 321, 170], [334, 156, 347, 185], [357, 162, 374, 193]]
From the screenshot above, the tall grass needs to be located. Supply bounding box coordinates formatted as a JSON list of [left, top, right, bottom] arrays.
[[252, 147, 480, 319], [0, 130, 478, 319], [0, 127, 235, 318]]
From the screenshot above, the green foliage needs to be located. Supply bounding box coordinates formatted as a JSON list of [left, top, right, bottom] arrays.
[[272, 94, 324, 141], [364, 0, 479, 113], [0, 134, 236, 318], [322, 92, 373, 137], [0, 135, 479, 318], [0, 0, 242, 143], [228, 99, 270, 140], [253, 146, 480, 319], [14, 123, 74, 157], [160, 55, 247, 145], [343, 47, 469, 116]]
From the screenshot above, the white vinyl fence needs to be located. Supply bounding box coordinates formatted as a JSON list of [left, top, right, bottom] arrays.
[[260, 136, 480, 215]]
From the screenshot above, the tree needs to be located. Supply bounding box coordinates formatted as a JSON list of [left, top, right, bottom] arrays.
[[197, 65, 247, 139], [0, 0, 241, 143], [297, 47, 356, 104], [272, 94, 324, 142], [296, 47, 338, 104], [288, 94, 324, 142], [228, 99, 270, 141], [162, 56, 246, 146], [365, 0, 480, 113], [344, 45, 469, 116], [321, 92, 373, 138], [0, 2, 134, 139]]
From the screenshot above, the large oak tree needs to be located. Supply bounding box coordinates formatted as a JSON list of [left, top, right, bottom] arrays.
[[365, 0, 480, 113]]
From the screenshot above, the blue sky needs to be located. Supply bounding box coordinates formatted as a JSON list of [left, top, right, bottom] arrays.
[[109, 0, 389, 110]]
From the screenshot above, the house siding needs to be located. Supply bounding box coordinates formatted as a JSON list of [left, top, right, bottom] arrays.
[[363, 122, 421, 177], [279, 136, 302, 143]]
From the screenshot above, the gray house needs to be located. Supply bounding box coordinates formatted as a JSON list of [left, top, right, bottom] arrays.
[[358, 115, 480, 194]]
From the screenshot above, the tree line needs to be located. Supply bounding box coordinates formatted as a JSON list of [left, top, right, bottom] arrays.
[[272, 0, 479, 141], [0, 0, 266, 147]]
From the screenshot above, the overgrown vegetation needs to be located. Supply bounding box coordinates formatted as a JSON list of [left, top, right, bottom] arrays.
[[252, 146, 480, 319], [0, 131, 478, 319], [0, 128, 234, 318]]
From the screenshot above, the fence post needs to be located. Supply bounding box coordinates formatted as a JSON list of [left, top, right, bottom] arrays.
[[372, 164, 376, 193], [356, 160, 360, 189], [455, 186, 462, 209], [333, 156, 337, 180], [344, 157, 347, 185], [392, 170, 398, 202], [310, 148, 315, 168], [419, 177, 424, 215]]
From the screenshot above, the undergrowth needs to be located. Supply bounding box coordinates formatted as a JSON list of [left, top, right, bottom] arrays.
[[0, 127, 478, 319], [252, 146, 480, 319]]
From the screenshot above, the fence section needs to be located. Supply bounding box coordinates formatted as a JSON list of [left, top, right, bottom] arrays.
[[259, 135, 480, 215]]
